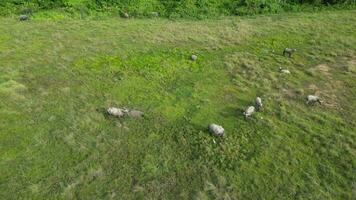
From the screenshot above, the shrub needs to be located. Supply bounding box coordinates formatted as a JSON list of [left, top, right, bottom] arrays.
[[0, 0, 355, 17]]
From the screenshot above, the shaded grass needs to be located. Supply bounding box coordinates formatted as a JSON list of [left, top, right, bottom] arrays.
[[0, 10, 355, 199]]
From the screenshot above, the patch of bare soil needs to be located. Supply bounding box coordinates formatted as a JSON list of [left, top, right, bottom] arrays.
[[309, 63, 331, 76], [279, 87, 304, 101], [307, 84, 319, 92], [305, 80, 343, 109], [315, 64, 330, 72], [347, 59, 356, 73]]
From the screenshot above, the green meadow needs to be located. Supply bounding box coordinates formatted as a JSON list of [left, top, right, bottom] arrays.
[[0, 10, 355, 199]]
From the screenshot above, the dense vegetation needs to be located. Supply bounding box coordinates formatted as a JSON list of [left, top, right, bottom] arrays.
[[1, 9, 355, 199], [0, 0, 355, 17]]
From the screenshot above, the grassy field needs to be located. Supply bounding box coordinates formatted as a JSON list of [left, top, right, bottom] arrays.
[[0, 10, 355, 199]]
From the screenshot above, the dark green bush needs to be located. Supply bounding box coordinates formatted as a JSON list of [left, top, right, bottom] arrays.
[[0, 0, 355, 17], [0, 0, 65, 8]]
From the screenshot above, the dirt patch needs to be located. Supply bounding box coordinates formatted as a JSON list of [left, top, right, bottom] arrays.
[[309, 64, 331, 77], [280, 88, 299, 100], [307, 84, 319, 92], [315, 64, 330, 72], [347, 59, 356, 73], [305, 81, 343, 109], [318, 92, 339, 109]]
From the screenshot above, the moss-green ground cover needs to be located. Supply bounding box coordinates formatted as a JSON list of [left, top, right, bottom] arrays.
[[1, 10, 355, 199]]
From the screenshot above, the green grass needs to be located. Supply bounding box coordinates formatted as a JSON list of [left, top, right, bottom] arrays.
[[1, 10, 355, 199]]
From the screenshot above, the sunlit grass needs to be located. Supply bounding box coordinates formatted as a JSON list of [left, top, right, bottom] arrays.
[[0, 10, 355, 199]]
